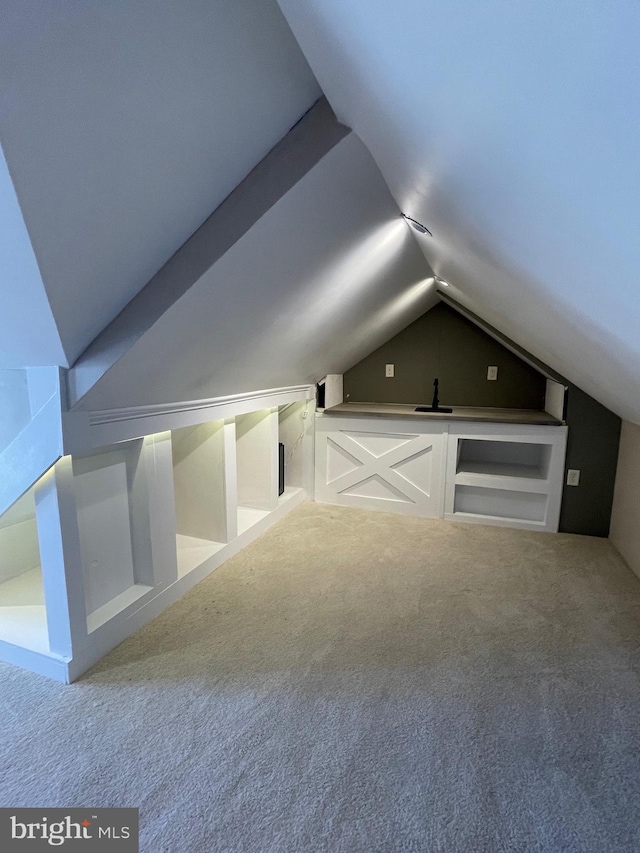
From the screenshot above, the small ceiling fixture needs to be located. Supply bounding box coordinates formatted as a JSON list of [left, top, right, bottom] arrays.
[[434, 276, 450, 288], [402, 214, 432, 236]]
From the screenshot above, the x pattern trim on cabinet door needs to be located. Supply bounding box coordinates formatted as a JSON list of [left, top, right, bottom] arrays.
[[325, 429, 439, 507]]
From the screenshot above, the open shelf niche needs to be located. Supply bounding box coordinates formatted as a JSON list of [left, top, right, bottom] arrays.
[[453, 485, 547, 523], [445, 424, 567, 532], [171, 420, 234, 578], [456, 438, 552, 481], [72, 441, 154, 632], [0, 485, 49, 654], [235, 409, 280, 535], [278, 399, 310, 499]]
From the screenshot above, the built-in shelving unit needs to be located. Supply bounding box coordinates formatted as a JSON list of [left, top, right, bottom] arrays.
[[316, 413, 567, 532], [0, 385, 315, 682], [445, 424, 567, 531]]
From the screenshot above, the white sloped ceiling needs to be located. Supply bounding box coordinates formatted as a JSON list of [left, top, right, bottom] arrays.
[[276, 0, 640, 423], [0, 148, 66, 368], [70, 123, 437, 411], [0, 0, 320, 365]]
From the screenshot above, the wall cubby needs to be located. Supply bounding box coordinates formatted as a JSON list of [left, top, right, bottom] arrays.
[[72, 442, 153, 632], [453, 485, 547, 523], [456, 439, 551, 480], [0, 487, 48, 653], [235, 409, 279, 535], [171, 420, 233, 578], [278, 400, 310, 496], [445, 424, 567, 531]]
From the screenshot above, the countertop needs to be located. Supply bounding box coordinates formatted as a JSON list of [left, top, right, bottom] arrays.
[[321, 402, 563, 426]]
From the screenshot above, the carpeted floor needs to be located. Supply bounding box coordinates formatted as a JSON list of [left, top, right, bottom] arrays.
[[2, 502, 640, 852]]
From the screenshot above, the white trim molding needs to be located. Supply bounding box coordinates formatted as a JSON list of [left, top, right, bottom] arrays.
[[63, 385, 315, 454]]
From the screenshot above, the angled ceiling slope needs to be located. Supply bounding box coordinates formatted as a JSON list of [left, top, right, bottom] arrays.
[[0, 0, 320, 366], [0, 148, 65, 368], [69, 101, 436, 411], [276, 0, 640, 424]]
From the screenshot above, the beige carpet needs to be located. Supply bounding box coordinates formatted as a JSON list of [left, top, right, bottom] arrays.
[[2, 502, 640, 852]]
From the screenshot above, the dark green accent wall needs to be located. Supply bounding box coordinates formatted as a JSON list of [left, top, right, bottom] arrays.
[[343, 300, 622, 538], [560, 385, 621, 537], [344, 303, 546, 409]]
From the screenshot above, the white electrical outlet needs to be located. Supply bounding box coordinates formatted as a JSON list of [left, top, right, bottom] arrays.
[[487, 366, 498, 380], [566, 469, 581, 486], [385, 364, 395, 377]]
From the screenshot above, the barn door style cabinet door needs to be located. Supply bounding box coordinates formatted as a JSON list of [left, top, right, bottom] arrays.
[[314, 415, 447, 518]]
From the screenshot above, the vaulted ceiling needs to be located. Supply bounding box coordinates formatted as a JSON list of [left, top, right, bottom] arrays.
[[277, 0, 640, 423], [1, 1, 639, 423]]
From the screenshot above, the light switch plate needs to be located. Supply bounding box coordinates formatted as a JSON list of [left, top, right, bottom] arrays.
[[385, 364, 395, 378], [487, 366, 498, 380], [566, 469, 580, 486]]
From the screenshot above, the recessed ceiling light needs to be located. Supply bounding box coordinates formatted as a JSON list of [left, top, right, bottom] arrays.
[[402, 214, 432, 237]]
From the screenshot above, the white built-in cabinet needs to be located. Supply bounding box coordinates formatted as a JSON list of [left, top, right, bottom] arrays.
[[0, 392, 313, 682], [315, 414, 567, 532]]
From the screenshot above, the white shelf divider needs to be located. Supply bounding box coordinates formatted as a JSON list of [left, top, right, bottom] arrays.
[[143, 432, 178, 588], [454, 471, 550, 493]]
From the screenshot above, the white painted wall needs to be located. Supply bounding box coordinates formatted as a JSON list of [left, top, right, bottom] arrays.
[[0, 370, 31, 453], [70, 133, 436, 410], [544, 380, 566, 422], [610, 421, 640, 579], [0, 0, 320, 364], [0, 149, 66, 368], [277, 0, 640, 423]]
